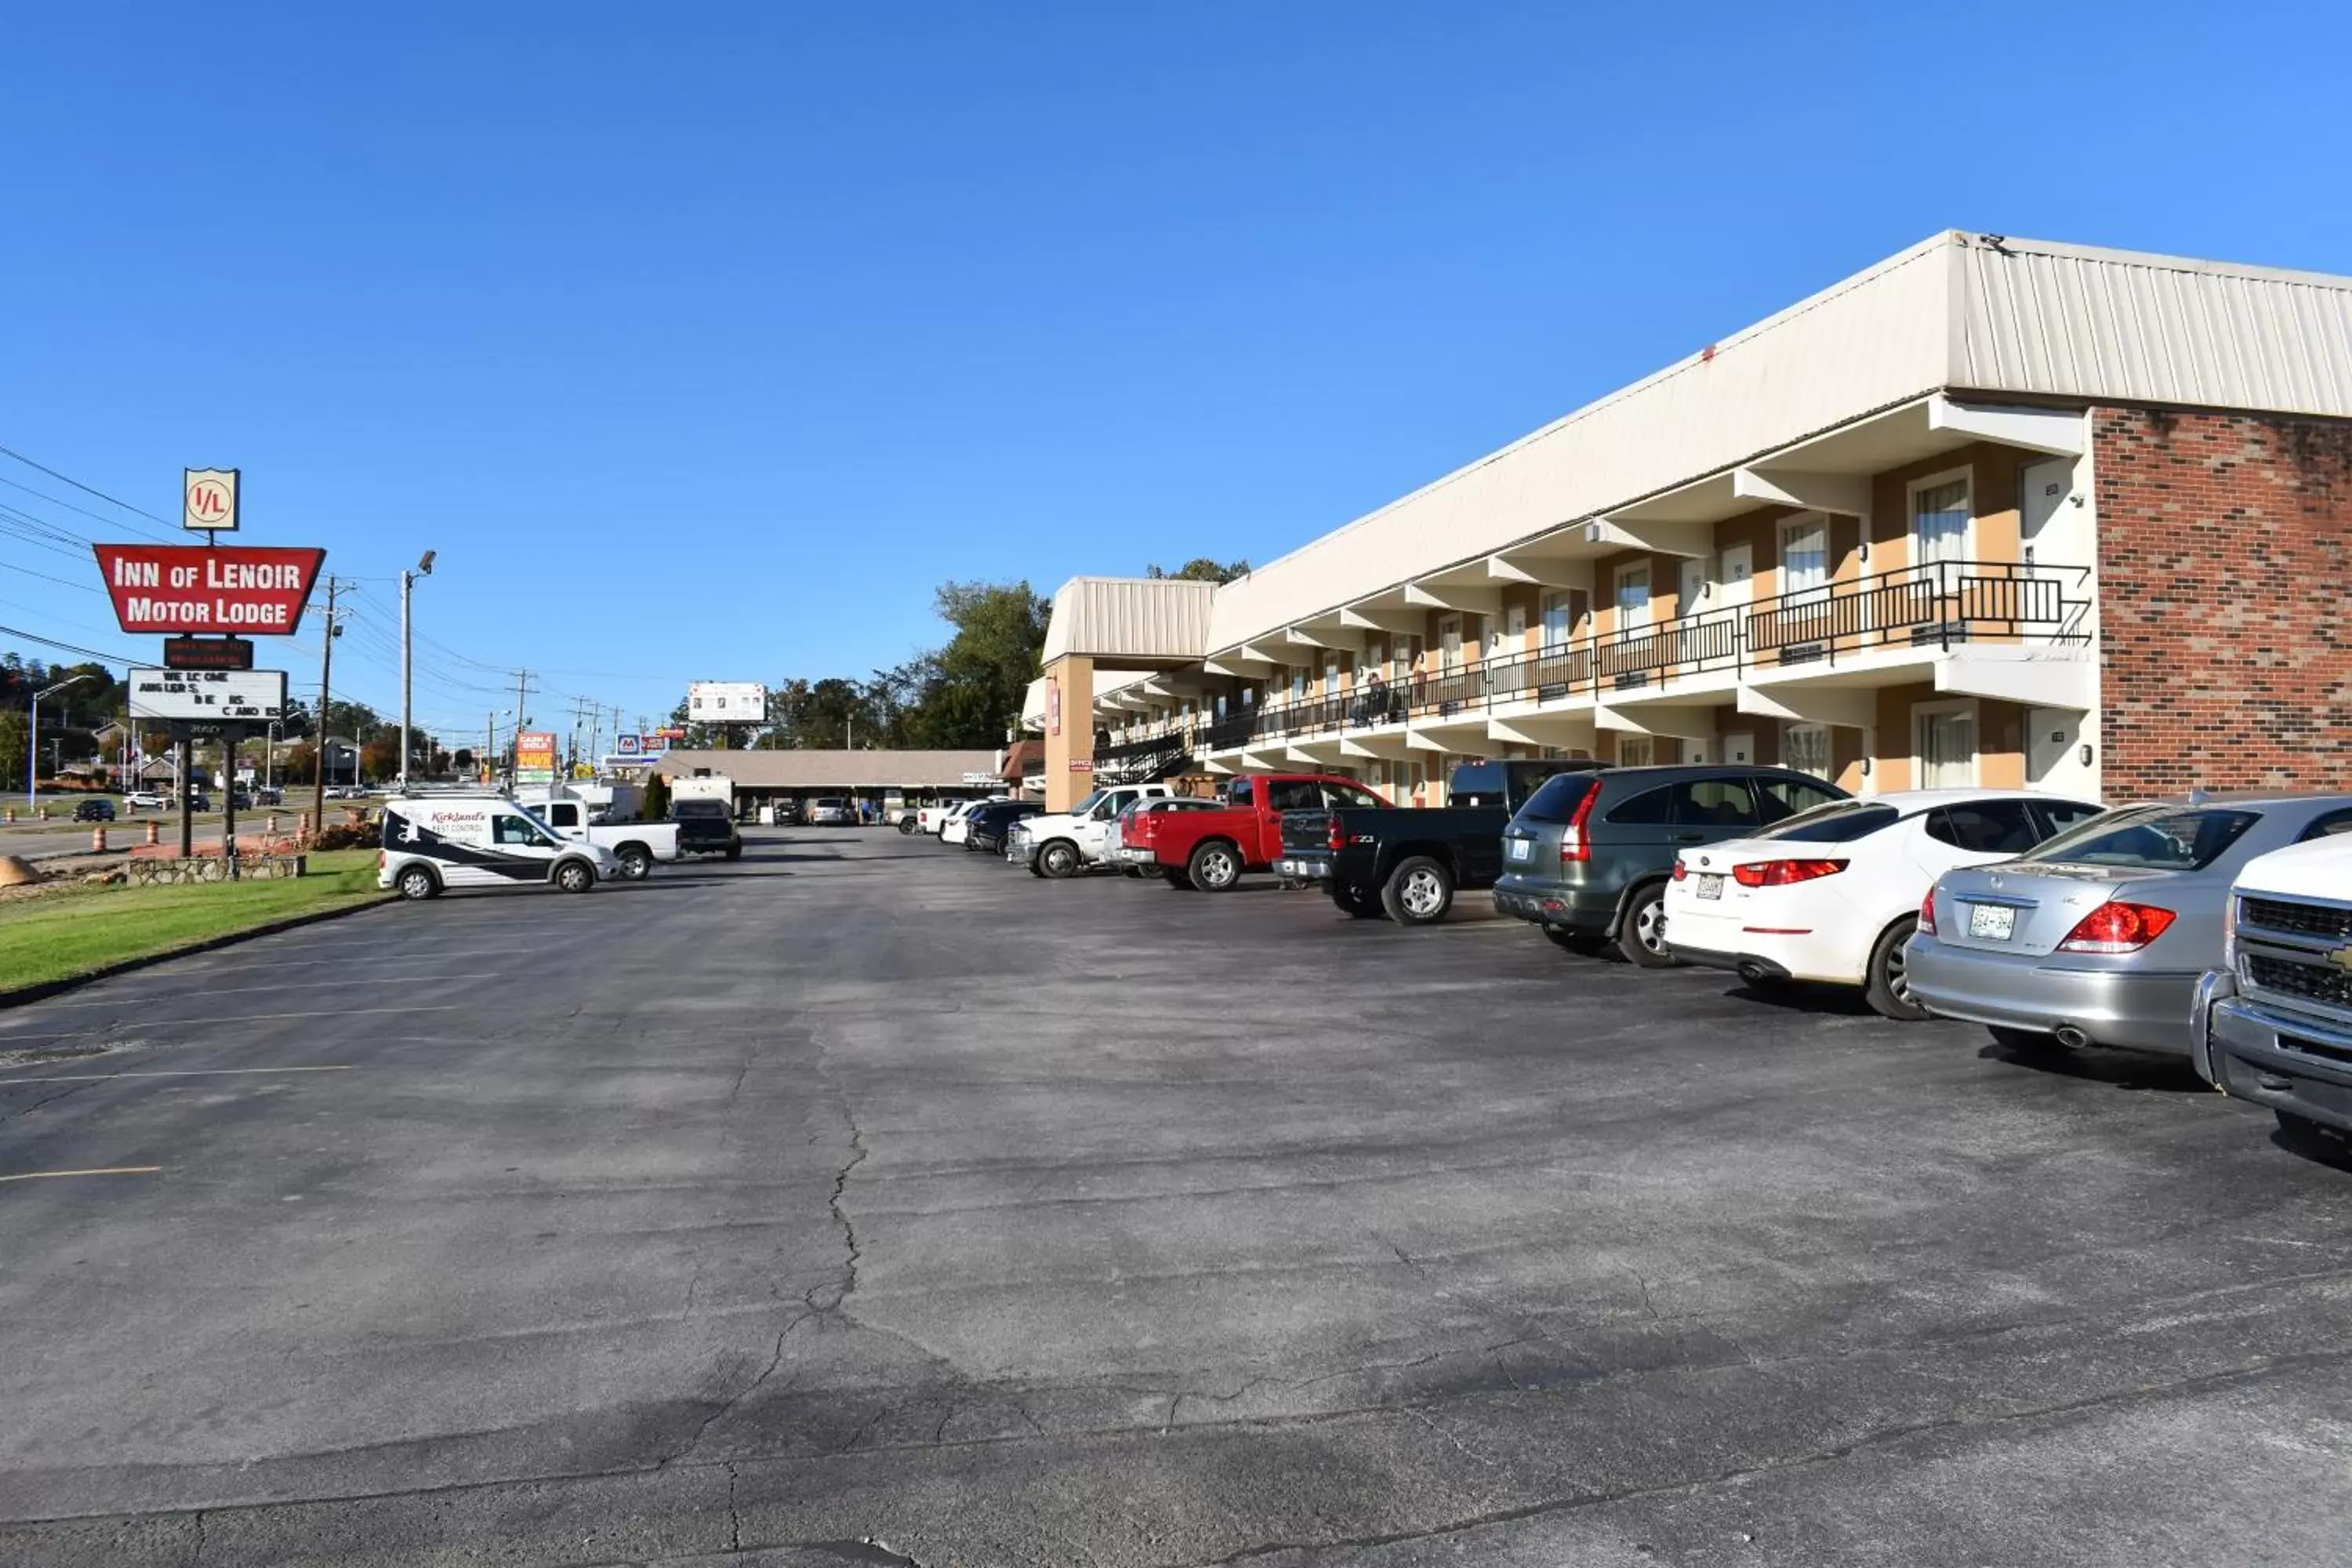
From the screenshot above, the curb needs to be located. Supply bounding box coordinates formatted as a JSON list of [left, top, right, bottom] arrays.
[[0, 896, 397, 1011]]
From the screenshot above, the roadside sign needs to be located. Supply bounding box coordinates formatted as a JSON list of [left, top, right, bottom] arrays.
[[515, 731, 558, 784], [1068, 759, 1092, 773], [93, 544, 326, 634], [162, 635, 257, 671], [601, 755, 654, 771], [183, 468, 240, 533], [615, 733, 643, 755], [656, 727, 685, 741], [641, 733, 670, 754], [128, 667, 288, 722]]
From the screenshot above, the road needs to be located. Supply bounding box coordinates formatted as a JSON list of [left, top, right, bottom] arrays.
[[2, 828, 2349, 1566], [2, 811, 240, 862]]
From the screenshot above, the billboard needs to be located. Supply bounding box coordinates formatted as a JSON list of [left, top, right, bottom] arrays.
[[93, 544, 326, 634], [515, 731, 558, 784], [127, 668, 288, 723], [688, 681, 766, 722]]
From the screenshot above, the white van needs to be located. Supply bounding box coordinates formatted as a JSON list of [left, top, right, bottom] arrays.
[[379, 793, 617, 900]]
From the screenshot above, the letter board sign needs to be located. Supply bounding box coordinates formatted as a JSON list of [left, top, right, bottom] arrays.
[[128, 667, 289, 722]]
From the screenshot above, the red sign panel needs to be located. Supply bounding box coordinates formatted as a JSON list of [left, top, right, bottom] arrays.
[[93, 545, 326, 635]]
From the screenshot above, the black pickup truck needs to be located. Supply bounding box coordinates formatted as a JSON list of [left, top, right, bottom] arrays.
[[670, 797, 743, 860], [1275, 759, 1606, 925]]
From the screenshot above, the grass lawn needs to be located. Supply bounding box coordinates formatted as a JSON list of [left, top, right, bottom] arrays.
[[0, 850, 387, 994]]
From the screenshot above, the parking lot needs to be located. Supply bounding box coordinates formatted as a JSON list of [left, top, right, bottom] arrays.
[[3, 826, 2350, 1566]]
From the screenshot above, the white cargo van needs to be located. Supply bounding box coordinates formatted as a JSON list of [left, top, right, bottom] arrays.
[[379, 793, 617, 899]]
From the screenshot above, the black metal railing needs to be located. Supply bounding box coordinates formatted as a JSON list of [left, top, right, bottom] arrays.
[[1185, 561, 2087, 747]]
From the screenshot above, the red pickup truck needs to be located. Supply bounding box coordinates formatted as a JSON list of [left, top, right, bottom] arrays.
[[1114, 773, 1388, 891]]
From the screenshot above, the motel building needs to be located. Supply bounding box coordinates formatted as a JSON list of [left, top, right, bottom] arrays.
[[1024, 231, 2352, 814]]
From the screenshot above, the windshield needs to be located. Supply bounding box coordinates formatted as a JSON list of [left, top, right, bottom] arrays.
[[1755, 800, 1900, 844], [1067, 789, 1106, 815], [673, 799, 727, 818], [2023, 805, 2259, 871]]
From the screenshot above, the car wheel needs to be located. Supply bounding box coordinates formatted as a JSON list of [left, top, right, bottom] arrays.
[[724, 844, 742, 861], [1616, 884, 1675, 967], [1039, 840, 1080, 879], [1864, 917, 1932, 1021], [1333, 884, 1382, 919], [554, 859, 595, 894], [1161, 866, 1193, 890], [396, 866, 438, 902], [616, 845, 652, 881], [1187, 840, 1241, 892], [898, 818, 916, 835], [1544, 927, 1608, 956], [1381, 855, 1454, 926], [2274, 1109, 2352, 1164]]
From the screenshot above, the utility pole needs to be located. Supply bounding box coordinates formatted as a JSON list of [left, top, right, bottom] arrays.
[[398, 551, 436, 791], [485, 710, 495, 786], [312, 577, 343, 837], [509, 670, 533, 787]]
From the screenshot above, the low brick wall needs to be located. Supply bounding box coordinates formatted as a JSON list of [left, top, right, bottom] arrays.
[[125, 854, 308, 886]]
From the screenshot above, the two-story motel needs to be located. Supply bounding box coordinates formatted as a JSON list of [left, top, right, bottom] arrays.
[[1024, 232, 2352, 814]]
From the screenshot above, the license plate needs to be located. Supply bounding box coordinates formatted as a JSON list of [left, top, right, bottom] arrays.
[[1509, 838, 1531, 862], [1968, 904, 2017, 941], [1696, 874, 1722, 901]]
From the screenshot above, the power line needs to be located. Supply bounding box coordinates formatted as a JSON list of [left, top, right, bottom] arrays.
[[0, 444, 181, 543], [0, 621, 139, 666]]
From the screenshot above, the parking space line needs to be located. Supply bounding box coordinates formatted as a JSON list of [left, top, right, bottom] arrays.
[[0, 1065, 355, 1082], [0, 1166, 162, 1183], [0, 1005, 466, 1040], [24, 975, 499, 1008]]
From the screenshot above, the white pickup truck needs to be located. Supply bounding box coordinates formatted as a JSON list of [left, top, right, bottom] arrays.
[[518, 788, 681, 881], [1011, 783, 1174, 878], [2193, 833, 2352, 1161]]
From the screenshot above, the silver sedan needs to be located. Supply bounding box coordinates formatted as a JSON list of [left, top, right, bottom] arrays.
[[1907, 794, 2352, 1055]]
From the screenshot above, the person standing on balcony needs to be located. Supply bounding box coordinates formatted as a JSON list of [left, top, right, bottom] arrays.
[[1357, 670, 1388, 727]]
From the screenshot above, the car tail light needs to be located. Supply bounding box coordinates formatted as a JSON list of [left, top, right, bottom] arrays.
[[1731, 858, 1847, 887], [1671, 858, 1688, 880], [1327, 815, 1345, 852], [1918, 887, 1936, 935], [2057, 901, 2177, 954], [1557, 782, 1600, 864]]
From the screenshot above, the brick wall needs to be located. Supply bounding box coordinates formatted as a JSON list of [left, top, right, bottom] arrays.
[[2096, 406, 2352, 795]]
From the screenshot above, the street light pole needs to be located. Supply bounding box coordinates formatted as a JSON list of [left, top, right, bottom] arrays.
[[28, 673, 94, 812], [399, 550, 436, 791]]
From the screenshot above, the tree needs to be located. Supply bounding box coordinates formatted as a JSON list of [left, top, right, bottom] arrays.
[[1146, 557, 1250, 584], [641, 770, 670, 820], [901, 580, 1050, 748], [0, 708, 26, 787]]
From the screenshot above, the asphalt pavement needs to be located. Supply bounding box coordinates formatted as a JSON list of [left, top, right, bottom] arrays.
[[2, 827, 2349, 1566]]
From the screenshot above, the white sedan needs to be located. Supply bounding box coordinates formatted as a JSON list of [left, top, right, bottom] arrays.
[[937, 798, 1001, 844], [1662, 789, 2105, 1019]]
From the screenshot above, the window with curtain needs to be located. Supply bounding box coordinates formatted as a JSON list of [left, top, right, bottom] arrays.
[[1541, 592, 1571, 648], [1615, 564, 1650, 630], [1780, 519, 1828, 602], [1912, 477, 1970, 566], [1783, 721, 1831, 780]]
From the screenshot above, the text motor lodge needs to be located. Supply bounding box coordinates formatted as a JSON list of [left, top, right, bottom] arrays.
[[99, 546, 325, 632]]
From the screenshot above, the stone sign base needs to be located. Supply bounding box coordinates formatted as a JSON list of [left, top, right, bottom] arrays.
[[125, 855, 309, 887]]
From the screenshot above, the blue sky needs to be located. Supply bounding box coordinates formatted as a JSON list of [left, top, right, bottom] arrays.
[[5, 2, 2350, 747]]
